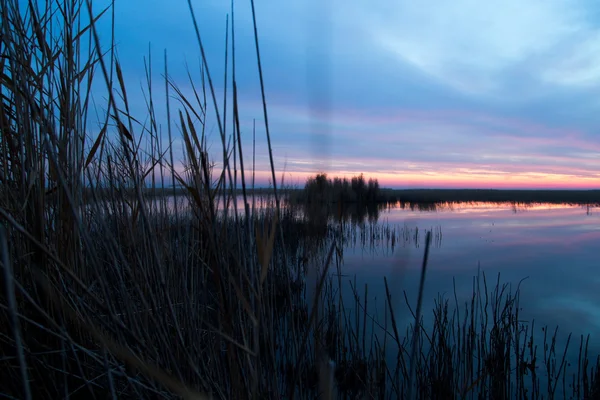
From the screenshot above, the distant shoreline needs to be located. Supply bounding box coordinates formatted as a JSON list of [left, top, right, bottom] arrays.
[[85, 187, 600, 204], [376, 188, 600, 204]]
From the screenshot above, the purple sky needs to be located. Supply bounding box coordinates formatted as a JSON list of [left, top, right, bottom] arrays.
[[91, 0, 600, 189]]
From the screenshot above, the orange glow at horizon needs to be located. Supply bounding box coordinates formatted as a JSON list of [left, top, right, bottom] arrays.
[[253, 169, 600, 189]]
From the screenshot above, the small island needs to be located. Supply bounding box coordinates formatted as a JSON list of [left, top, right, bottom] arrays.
[[288, 173, 396, 205]]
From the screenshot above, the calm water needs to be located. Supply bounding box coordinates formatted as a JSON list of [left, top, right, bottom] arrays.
[[144, 195, 600, 361], [340, 202, 600, 361]]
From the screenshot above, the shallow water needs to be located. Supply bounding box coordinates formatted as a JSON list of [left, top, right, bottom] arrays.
[[340, 201, 600, 366], [142, 194, 599, 391], [152, 195, 600, 345]]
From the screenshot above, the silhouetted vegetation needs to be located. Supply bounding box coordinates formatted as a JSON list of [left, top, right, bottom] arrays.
[[1, 1, 600, 399], [289, 185, 599, 213], [284, 173, 393, 232], [290, 173, 394, 205]]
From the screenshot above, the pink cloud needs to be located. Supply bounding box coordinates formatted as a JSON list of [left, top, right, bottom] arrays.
[[165, 89, 600, 190]]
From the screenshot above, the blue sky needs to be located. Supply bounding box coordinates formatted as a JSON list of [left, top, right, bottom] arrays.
[[93, 0, 600, 188]]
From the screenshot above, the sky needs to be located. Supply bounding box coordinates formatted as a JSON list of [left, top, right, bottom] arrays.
[[91, 0, 600, 189]]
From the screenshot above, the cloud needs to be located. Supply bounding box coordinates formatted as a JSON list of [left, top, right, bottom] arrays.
[[89, 0, 600, 189], [366, 0, 600, 97]]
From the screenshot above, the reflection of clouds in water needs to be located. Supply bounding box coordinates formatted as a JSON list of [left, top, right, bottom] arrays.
[[342, 201, 600, 365], [528, 300, 600, 361], [541, 297, 600, 334]]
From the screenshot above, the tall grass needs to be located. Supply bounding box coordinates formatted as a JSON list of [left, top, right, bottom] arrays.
[[1, 1, 599, 399]]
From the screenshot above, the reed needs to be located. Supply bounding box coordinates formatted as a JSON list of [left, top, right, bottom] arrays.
[[0, 1, 598, 399]]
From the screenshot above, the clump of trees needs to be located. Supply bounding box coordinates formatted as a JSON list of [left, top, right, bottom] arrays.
[[301, 173, 383, 204]]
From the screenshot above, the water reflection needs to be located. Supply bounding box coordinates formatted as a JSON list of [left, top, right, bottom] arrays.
[[292, 198, 599, 225], [341, 201, 600, 369], [135, 194, 600, 381]]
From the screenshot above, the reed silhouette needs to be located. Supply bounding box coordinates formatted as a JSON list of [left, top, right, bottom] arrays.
[[0, 1, 599, 399]]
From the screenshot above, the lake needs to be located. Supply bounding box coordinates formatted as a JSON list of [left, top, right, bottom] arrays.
[[155, 194, 600, 351], [116, 193, 600, 393], [337, 201, 600, 371]]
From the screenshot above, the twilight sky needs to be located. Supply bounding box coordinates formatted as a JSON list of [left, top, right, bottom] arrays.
[[94, 0, 600, 189]]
